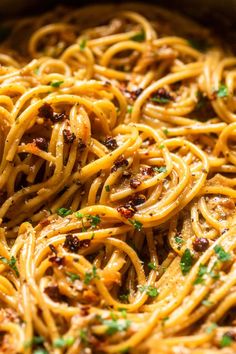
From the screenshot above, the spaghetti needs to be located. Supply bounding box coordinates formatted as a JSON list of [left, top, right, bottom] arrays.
[[0, 3, 236, 354]]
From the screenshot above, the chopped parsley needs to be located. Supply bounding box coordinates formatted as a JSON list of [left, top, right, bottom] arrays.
[[220, 334, 233, 347], [79, 39, 87, 50], [79, 329, 88, 344], [153, 166, 167, 173], [50, 81, 64, 88], [148, 262, 157, 270], [119, 293, 129, 302], [53, 337, 75, 348], [24, 336, 44, 348], [205, 322, 217, 334], [180, 248, 193, 275], [159, 144, 165, 149], [214, 245, 231, 262], [66, 271, 80, 282], [75, 212, 87, 232], [127, 105, 133, 114], [0, 256, 19, 277], [105, 185, 110, 192], [216, 85, 228, 98], [103, 319, 131, 335], [163, 128, 169, 135], [57, 208, 72, 217], [138, 285, 159, 297], [131, 30, 145, 42], [128, 219, 143, 231], [84, 265, 99, 285], [174, 236, 183, 245], [118, 308, 127, 318], [202, 299, 213, 307], [194, 264, 208, 285], [151, 97, 171, 104], [87, 215, 101, 228], [33, 350, 48, 354]]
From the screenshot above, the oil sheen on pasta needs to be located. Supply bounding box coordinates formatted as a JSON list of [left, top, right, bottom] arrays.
[[0, 4, 236, 354]]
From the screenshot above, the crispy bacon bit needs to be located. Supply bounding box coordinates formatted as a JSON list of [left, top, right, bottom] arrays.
[[49, 256, 65, 266], [132, 194, 146, 206], [44, 285, 65, 302], [152, 88, 173, 102], [117, 203, 137, 218], [49, 244, 57, 254], [192, 237, 209, 252], [63, 129, 76, 144], [141, 166, 155, 176], [130, 178, 141, 189], [111, 155, 129, 172], [78, 138, 86, 150], [104, 136, 118, 150], [33, 137, 48, 151], [51, 112, 66, 123], [80, 239, 91, 248], [63, 234, 80, 253], [38, 103, 54, 119], [80, 305, 90, 316], [123, 88, 143, 100]]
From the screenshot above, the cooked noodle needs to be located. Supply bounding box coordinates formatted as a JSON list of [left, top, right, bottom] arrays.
[[0, 4, 236, 354]]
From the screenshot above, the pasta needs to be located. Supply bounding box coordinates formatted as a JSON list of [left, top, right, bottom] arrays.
[[0, 3, 236, 353]]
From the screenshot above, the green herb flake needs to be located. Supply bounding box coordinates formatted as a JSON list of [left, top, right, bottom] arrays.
[[202, 299, 213, 307], [53, 337, 75, 348], [119, 293, 129, 302], [75, 212, 83, 219], [148, 262, 157, 270], [131, 30, 145, 42], [159, 144, 165, 149], [128, 219, 143, 231], [127, 105, 133, 114], [180, 248, 193, 275], [103, 319, 131, 335], [205, 322, 217, 334], [138, 285, 159, 298], [214, 245, 231, 262], [105, 185, 110, 192], [163, 128, 169, 135], [87, 215, 101, 228], [50, 81, 64, 88], [24, 336, 45, 348], [118, 308, 127, 318], [33, 350, 48, 354], [153, 166, 167, 173], [0, 256, 19, 277], [194, 264, 208, 285], [34, 68, 39, 75], [220, 334, 233, 347], [174, 236, 183, 245], [216, 85, 228, 98], [151, 97, 171, 104], [80, 39, 87, 51], [84, 265, 99, 285], [57, 208, 72, 217], [66, 271, 80, 282], [79, 329, 88, 344]]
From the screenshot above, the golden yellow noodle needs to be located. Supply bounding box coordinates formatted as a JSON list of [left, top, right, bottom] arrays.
[[0, 3, 236, 354]]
